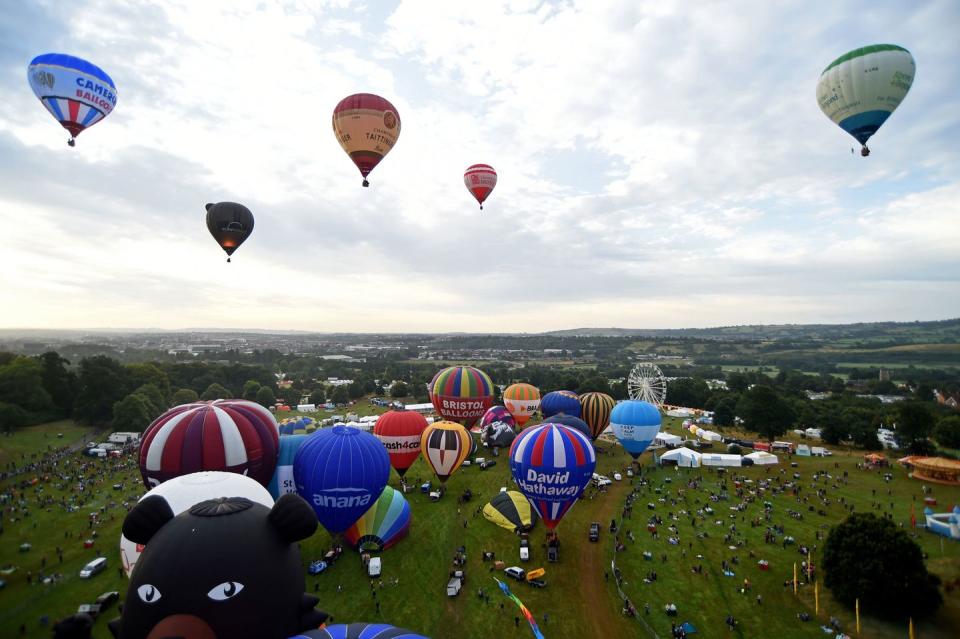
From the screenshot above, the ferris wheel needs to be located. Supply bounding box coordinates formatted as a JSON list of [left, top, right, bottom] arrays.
[[627, 362, 667, 408]]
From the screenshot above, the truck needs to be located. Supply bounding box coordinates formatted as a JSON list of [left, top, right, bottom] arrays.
[[519, 535, 530, 562], [446, 576, 463, 597]]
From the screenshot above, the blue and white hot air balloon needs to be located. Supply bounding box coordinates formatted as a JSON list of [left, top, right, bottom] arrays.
[[268, 434, 310, 500], [610, 400, 661, 460], [293, 426, 390, 535], [27, 53, 117, 146]]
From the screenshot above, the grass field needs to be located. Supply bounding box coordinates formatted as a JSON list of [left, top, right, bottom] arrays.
[[0, 420, 95, 467], [1, 418, 958, 638]]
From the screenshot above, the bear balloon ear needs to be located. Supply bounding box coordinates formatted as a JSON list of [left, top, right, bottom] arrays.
[[267, 493, 318, 543], [123, 495, 175, 545], [205, 203, 214, 211]]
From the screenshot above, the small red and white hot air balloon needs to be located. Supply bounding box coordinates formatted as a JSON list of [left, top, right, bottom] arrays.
[[464, 163, 497, 209]]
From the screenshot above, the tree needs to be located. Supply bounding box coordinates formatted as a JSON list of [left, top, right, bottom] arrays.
[[390, 381, 409, 398], [330, 385, 349, 405], [895, 401, 936, 452], [133, 383, 166, 416], [0, 402, 30, 431], [735, 385, 794, 441], [578, 375, 611, 394], [255, 385, 275, 408], [726, 372, 750, 393], [712, 396, 737, 428], [242, 380, 262, 401], [112, 393, 155, 431], [823, 513, 942, 620], [914, 383, 935, 402], [665, 377, 711, 409], [201, 383, 231, 401], [171, 388, 199, 405], [0, 356, 54, 413], [125, 363, 171, 400], [74, 355, 128, 424], [37, 352, 77, 416], [934, 415, 960, 449], [309, 388, 326, 406]]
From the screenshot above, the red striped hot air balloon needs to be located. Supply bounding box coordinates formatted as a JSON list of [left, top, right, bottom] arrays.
[[332, 93, 401, 187], [430, 366, 495, 428], [503, 383, 540, 428], [464, 163, 497, 209], [139, 400, 280, 489]]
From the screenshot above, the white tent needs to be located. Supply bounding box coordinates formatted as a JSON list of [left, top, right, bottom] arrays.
[[701, 453, 742, 467], [659, 447, 702, 467], [744, 451, 779, 465], [656, 432, 682, 446], [700, 430, 722, 442]]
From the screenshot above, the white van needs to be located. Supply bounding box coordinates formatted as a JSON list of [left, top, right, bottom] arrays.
[[367, 557, 381, 578], [80, 557, 107, 578]]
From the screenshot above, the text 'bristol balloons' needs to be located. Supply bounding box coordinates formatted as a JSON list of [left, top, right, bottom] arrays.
[[344, 485, 411, 553], [420, 420, 472, 483], [28, 53, 117, 146], [294, 425, 390, 535], [120, 472, 274, 577], [502, 383, 541, 427], [610, 400, 662, 459], [540, 390, 581, 419], [579, 392, 616, 440], [373, 409, 429, 478], [205, 202, 254, 262], [139, 400, 279, 489], [509, 423, 596, 530], [267, 434, 310, 500], [464, 163, 498, 209], [430, 365, 495, 428], [816, 44, 915, 156], [332, 93, 401, 187]]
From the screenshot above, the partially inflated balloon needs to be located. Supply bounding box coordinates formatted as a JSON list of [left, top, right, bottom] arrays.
[[332, 93, 401, 187], [480, 406, 516, 431], [502, 383, 540, 427], [541, 390, 580, 419], [464, 164, 497, 209], [420, 421, 472, 483], [816, 44, 915, 156], [610, 400, 661, 459], [547, 414, 591, 439], [28, 53, 117, 146], [579, 392, 615, 440], [292, 625, 428, 639], [206, 202, 254, 262], [483, 490, 536, 533], [374, 410, 428, 478], [344, 485, 411, 553]]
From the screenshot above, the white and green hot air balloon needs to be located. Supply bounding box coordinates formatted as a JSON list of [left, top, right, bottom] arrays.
[[816, 44, 915, 156]]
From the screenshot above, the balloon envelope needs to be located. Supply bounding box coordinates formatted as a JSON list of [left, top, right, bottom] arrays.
[[430, 366, 495, 427], [480, 406, 516, 431], [509, 423, 596, 530], [292, 624, 428, 639], [464, 163, 497, 208], [483, 490, 537, 533], [28, 53, 117, 144], [139, 400, 279, 489], [420, 421, 472, 483], [267, 434, 311, 499], [294, 426, 390, 534], [540, 390, 580, 419], [205, 202, 254, 260], [120, 472, 273, 577], [374, 410, 429, 478], [332, 93, 401, 186], [816, 44, 915, 150], [610, 400, 661, 459], [547, 414, 591, 439], [579, 392, 616, 440], [502, 383, 540, 427], [344, 485, 411, 553]]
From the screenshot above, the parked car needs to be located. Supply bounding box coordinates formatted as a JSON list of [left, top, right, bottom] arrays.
[[76, 603, 101, 619], [447, 576, 463, 597], [308, 560, 328, 575], [367, 557, 382, 578], [527, 578, 547, 588], [589, 522, 600, 542], [79, 557, 107, 579], [613, 472, 623, 481], [519, 537, 530, 562], [95, 591, 119, 610], [504, 566, 526, 581]]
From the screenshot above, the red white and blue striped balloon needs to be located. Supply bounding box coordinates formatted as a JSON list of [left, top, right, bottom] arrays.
[[509, 422, 596, 530], [139, 400, 280, 489]]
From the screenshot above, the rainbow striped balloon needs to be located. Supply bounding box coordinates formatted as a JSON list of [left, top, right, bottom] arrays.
[[344, 486, 411, 553], [430, 366, 494, 427], [579, 392, 616, 440]]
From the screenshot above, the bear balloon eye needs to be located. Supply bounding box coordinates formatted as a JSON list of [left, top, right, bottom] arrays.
[[136, 584, 161, 604], [207, 581, 244, 601]]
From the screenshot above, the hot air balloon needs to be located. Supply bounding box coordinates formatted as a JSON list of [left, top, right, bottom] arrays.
[[344, 486, 411, 553], [293, 425, 390, 535], [292, 625, 428, 639], [816, 44, 915, 156], [464, 163, 497, 209], [610, 400, 661, 460], [332, 93, 401, 187], [420, 421, 472, 483], [139, 400, 279, 489], [540, 390, 580, 419], [120, 472, 274, 577], [480, 405, 516, 431], [28, 53, 117, 146], [502, 383, 540, 428], [205, 202, 254, 262], [579, 392, 615, 440], [268, 434, 311, 500], [374, 409, 428, 478], [547, 414, 591, 439], [482, 418, 517, 450], [509, 423, 596, 530], [430, 366, 495, 428], [483, 491, 537, 533]]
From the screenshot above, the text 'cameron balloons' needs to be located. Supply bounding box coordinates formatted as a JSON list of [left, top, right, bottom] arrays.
[[816, 44, 915, 156], [344, 485, 411, 553], [430, 365, 495, 428], [502, 383, 540, 428], [139, 400, 279, 489], [374, 410, 428, 478], [610, 400, 661, 459], [332, 93, 401, 187], [294, 425, 390, 535], [464, 163, 497, 209], [540, 390, 580, 419], [579, 392, 616, 440], [206, 202, 254, 262], [547, 414, 591, 440], [420, 420, 472, 483], [509, 423, 596, 530], [28, 53, 117, 146], [120, 472, 273, 577], [267, 434, 310, 500]]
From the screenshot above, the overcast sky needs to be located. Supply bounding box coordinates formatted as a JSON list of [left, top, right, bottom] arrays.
[[1, 0, 958, 333]]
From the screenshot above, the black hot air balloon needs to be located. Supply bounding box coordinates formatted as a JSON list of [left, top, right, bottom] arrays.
[[205, 202, 254, 262]]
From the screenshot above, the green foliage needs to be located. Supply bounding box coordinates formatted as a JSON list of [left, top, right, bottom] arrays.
[[171, 387, 199, 405], [201, 383, 232, 400], [37, 351, 77, 415], [329, 385, 349, 404], [112, 393, 155, 431], [736, 385, 794, 441], [667, 377, 711, 409], [0, 356, 54, 413], [934, 415, 960, 449], [133, 383, 166, 415], [242, 379, 262, 401], [712, 396, 737, 428], [578, 375, 611, 394], [255, 385, 275, 407], [0, 401, 30, 431], [823, 513, 942, 619], [895, 401, 936, 451], [125, 362, 171, 399], [390, 381, 409, 398], [73, 355, 128, 424], [309, 387, 326, 406]]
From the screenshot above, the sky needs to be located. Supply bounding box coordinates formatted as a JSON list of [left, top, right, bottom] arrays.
[[1, 0, 958, 333]]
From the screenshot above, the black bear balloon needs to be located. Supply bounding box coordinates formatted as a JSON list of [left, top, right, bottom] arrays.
[[109, 494, 327, 639]]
